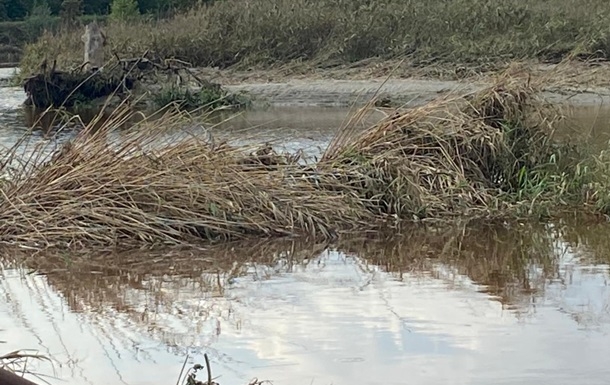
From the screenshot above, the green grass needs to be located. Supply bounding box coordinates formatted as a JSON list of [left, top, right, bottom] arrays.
[[152, 84, 250, 111], [17, 0, 610, 76]]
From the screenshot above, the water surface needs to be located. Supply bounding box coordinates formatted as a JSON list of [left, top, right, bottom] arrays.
[[2, 68, 610, 385], [0, 71, 377, 159], [2, 67, 610, 156], [2, 222, 610, 385]]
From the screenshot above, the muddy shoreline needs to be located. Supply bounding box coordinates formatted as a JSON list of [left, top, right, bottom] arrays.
[[224, 78, 610, 108], [5, 61, 610, 109], [204, 61, 610, 108]]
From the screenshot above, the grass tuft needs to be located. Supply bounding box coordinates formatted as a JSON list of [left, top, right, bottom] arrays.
[[152, 84, 250, 111], [320, 69, 568, 219]]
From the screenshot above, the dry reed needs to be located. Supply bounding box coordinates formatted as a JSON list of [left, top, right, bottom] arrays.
[[0, 107, 375, 249], [320, 70, 561, 218], [0, 72, 591, 250], [18, 0, 610, 78], [0, 350, 51, 385]]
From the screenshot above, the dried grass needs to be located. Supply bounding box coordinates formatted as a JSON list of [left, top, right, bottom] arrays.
[[0, 71, 601, 250], [0, 107, 374, 249], [18, 0, 610, 77], [319, 69, 563, 218]]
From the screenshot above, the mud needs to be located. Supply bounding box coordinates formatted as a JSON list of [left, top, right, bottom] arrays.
[[225, 77, 610, 108], [196, 60, 610, 108], [6, 62, 610, 110]]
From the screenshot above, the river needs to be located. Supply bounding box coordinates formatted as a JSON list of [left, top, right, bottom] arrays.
[[2, 68, 610, 385], [2, 223, 610, 385]]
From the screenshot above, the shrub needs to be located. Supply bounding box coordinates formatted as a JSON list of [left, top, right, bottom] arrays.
[[152, 84, 249, 111], [109, 0, 139, 22]]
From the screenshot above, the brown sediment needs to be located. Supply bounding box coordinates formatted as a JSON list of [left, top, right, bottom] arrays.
[[214, 61, 610, 108]]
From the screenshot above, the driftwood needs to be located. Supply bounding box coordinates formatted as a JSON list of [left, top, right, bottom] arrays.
[[81, 22, 106, 71], [0, 368, 40, 385], [22, 68, 135, 108], [116, 53, 221, 90], [22, 24, 225, 109], [22, 23, 129, 109]]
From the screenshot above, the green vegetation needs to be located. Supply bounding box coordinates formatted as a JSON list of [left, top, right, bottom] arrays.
[[152, 84, 250, 111], [17, 0, 610, 75], [0, 15, 105, 51], [0, 0, 206, 61], [0, 0, 204, 21], [109, 0, 139, 22]]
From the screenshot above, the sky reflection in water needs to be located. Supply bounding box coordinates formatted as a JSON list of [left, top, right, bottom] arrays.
[[1, 222, 610, 385]]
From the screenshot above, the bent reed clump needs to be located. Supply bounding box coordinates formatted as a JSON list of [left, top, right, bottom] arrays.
[[0, 72, 605, 249], [319, 74, 577, 219], [0, 108, 375, 248]]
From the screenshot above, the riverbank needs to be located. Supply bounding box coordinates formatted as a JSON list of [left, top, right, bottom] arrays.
[[204, 60, 610, 107], [14, 0, 610, 110], [11, 59, 610, 111], [14, 0, 610, 111]]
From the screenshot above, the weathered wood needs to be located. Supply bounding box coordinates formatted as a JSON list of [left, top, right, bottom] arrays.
[[22, 70, 135, 108], [0, 368, 40, 385], [21, 25, 226, 110], [81, 22, 106, 71]]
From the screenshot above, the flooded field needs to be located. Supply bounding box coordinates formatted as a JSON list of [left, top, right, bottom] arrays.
[[3, 67, 610, 385]]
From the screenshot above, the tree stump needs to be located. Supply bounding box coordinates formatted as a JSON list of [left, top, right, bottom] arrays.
[[81, 22, 106, 71]]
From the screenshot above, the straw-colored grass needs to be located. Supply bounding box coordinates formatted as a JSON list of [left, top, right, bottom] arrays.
[[0, 107, 375, 248], [17, 0, 610, 78], [319, 70, 579, 219], [0, 350, 51, 385], [0, 71, 607, 250]]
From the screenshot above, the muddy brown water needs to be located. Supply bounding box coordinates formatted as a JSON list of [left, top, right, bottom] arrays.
[[3, 69, 610, 385]]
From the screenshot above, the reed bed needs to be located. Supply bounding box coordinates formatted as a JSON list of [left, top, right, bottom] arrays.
[[320, 71, 564, 218], [0, 72, 600, 249], [0, 108, 375, 248], [18, 0, 610, 77]]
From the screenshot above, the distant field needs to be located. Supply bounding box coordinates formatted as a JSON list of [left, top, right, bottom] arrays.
[[18, 0, 610, 75]]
